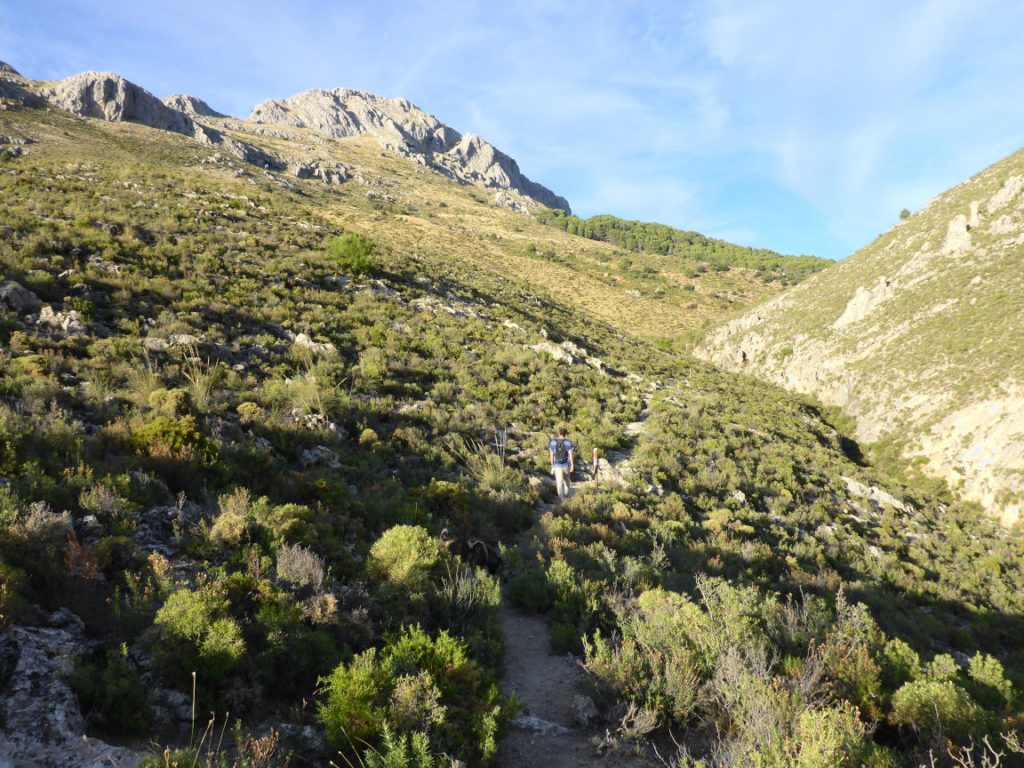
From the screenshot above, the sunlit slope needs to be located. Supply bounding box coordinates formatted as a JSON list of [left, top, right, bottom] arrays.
[[697, 147, 1024, 524]]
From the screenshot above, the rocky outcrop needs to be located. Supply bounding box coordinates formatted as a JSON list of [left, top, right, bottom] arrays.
[[0, 609, 145, 768], [161, 93, 226, 118], [36, 305, 88, 338], [37, 72, 291, 171], [40, 72, 195, 136], [249, 87, 570, 212], [250, 88, 459, 156], [30, 67, 568, 209], [439, 133, 569, 211], [290, 159, 349, 185], [0, 281, 41, 314]]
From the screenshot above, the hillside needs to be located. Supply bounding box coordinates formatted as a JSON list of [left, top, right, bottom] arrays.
[[2, 61, 1024, 768], [696, 146, 1024, 526], [535, 209, 830, 285]]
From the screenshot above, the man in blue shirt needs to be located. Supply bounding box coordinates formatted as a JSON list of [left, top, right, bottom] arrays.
[[549, 426, 575, 501]]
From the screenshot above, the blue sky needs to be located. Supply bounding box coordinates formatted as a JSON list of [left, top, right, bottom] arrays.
[[4, 0, 1024, 260]]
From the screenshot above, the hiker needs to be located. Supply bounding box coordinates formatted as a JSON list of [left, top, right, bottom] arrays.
[[549, 426, 575, 501]]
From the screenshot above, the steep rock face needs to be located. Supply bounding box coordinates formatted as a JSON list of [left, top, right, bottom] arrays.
[[440, 133, 568, 210], [695, 148, 1024, 525], [249, 88, 570, 212], [161, 93, 227, 118], [37, 72, 280, 167], [250, 88, 458, 155], [40, 72, 196, 136]]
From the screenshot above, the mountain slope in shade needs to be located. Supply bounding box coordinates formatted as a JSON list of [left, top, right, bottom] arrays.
[[696, 147, 1024, 524]]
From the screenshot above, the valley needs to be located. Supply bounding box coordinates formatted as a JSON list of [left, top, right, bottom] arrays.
[[1, 61, 1023, 768]]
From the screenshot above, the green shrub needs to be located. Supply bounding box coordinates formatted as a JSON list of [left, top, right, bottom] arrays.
[[148, 388, 192, 416], [318, 625, 512, 765], [791, 702, 893, 768], [879, 637, 921, 693], [152, 587, 245, 691], [925, 652, 959, 682], [584, 588, 705, 725], [0, 561, 25, 628], [505, 563, 554, 613], [365, 724, 436, 768], [236, 401, 265, 425], [966, 652, 1016, 712], [437, 564, 502, 665], [0, 497, 71, 599], [368, 525, 443, 592], [549, 621, 580, 655], [71, 648, 154, 735], [318, 646, 386, 746], [890, 679, 988, 744], [133, 415, 218, 465], [328, 233, 377, 276], [260, 502, 319, 547]]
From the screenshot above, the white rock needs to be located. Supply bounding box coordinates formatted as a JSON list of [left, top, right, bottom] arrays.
[[37, 305, 87, 337]]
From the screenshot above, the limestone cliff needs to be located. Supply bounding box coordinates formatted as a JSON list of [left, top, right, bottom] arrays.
[[40, 71, 198, 136]]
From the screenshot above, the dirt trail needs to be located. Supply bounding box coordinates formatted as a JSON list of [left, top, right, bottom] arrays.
[[493, 398, 662, 767], [494, 605, 653, 768]]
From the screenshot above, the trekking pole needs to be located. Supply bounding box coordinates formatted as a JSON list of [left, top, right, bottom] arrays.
[[593, 447, 599, 487]]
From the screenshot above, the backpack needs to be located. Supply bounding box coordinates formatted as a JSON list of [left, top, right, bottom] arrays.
[[553, 439, 569, 465]]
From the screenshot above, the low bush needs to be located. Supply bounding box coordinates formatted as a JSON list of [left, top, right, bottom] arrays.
[[148, 388, 192, 416], [889, 678, 989, 744], [327, 232, 377, 276], [318, 625, 513, 766], [437, 564, 502, 665], [0, 560, 25, 627], [71, 648, 154, 735], [275, 542, 326, 595], [368, 525, 444, 592], [134, 415, 218, 465], [151, 586, 246, 693]]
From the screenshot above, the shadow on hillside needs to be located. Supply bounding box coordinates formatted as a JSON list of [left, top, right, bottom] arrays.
[[664, 530, 1024, 661]]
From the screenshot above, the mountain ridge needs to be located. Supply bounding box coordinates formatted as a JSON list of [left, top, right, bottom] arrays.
[[16, 62, 569, 214]]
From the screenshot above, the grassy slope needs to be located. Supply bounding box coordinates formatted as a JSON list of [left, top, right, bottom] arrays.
[[2, 92, 1023, 765]]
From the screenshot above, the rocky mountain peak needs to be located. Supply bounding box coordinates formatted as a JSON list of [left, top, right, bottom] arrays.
[[0, 61, 20, 75], [23, 62, 569, 213], [249, 87, 570, 212]]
